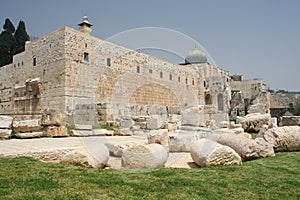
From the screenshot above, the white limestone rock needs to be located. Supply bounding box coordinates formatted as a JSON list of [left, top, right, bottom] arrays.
[[169, 131, 214, 152], [281, 116, 300, 126], [105, 142, 136, 157], [190, 139, 242, 168], [122, 144, 168, 169], [217, 133, 275, 161], [148, 105, 167, 115], [0, 116, 13, 129], [113, 128, 132, 136], [181, 106, 201, 126], [43, 126, 68, 137], [147, 129, 169, 146], [61, 147, 109, 168], [237, 113, 271, 132], [75, 124, 92, 130], [41, 109, 65, 126], [120, 119, 134, 129], [146, 115, 164, 130], [257, 126, 300, 152], [70, 130, 93, 137], [12, 119, 40, 133], [248, 103, 268, 114], [0, 129, 12, 139], [15, 132, 44, 139]]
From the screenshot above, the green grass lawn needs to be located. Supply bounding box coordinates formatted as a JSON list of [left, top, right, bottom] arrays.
[[0, 152, 299, 200]]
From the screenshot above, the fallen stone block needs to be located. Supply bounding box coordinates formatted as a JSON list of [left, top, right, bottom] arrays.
[[43, 126, 68, 137], [217, 133, 275, 161], [0, 116, 13, 129], [190, 139, 242, 167], [12, 119, 40, 133], [15, 132, 44, 139], [0, 129, 12, 139], [105, 142, 136, 157], [147, 129, 169, 145], [122, 144, 168, 169], [257, 126, 300, 152]]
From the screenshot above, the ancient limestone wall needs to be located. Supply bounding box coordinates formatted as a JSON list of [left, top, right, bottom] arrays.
[[63, 27, 201, 124], [231, 79, 264, 100], [0, 27, 67, 119]]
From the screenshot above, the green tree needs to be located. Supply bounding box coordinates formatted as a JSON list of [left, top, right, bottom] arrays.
[[15, 20, 30, 54], [3, 18, 15, 34], [0, 18, 16, 67], [293, 99, 300, 116]]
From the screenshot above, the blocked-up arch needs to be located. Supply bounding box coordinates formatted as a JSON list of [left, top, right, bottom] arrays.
[[129, 83, 180, 106]]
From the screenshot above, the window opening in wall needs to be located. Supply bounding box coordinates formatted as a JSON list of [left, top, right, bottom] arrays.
[[205, 94, 212, 105], [33, 57, 36, 66], [185, 78, 188, 84], [192, 79, 195, 85], [14, 64, 16, 68], [160, 71, 163, 78], [85, 43, 88, 48], [107, 58, 111, 66], [178, 76, 180, 82], [149, 69, 153, 74], [169, 74, 172, 80], [84, 52, 89, 62], [49, 44, 52, 48], [137, 66, 140, 73], [217, 93, 224, 111], [18, 63, 20, 67], [21, 62, 24, 66]]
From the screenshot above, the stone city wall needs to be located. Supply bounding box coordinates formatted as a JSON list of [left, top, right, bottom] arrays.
[[0, 27, 67, 119]]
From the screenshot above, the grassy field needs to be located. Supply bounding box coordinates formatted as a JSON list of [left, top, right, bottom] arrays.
[[0, 152, 299, 200]]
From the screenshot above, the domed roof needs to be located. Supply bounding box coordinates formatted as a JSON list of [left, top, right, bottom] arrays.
[[185, 49, 207, 64]]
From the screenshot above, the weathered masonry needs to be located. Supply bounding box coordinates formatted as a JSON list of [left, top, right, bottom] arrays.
[[0, 17, 231, 127]]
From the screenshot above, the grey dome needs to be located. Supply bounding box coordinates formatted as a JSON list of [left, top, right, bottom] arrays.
[[185, 49, 207, 64]]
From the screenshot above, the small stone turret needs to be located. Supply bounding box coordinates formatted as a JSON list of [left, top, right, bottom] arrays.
[[78, 16, 93, 34]]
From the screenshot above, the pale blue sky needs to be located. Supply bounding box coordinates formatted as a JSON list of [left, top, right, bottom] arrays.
[[1, 0, 299, 91]]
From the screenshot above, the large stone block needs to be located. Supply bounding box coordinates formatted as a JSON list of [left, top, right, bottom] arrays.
[[237, 113, 271, 133], [281, 116, 300, 126], [12, 119, 40, 133], [105, 142, 136, 157], [122, 144, 168, 169], [0, 116, 13, 129], [147, 129, 169, 145], [75, 124, 92, 130], [181, 107, 198, 126], [190, 139, 242, 168], [147, 115, 164, 130], [257, 126, 300, 152], [217, 133, 275, 161], [148, 105, 167, 115], [15, 132, 44, 139], [120, 119, 134, 129], [41, 109, 65, 126], [0, 129, 12, 139], [169, 130, 213, 152], [43, 126, 68, 137], [113, 128, 132, 136]]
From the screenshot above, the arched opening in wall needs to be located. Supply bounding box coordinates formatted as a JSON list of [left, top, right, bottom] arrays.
[[217, 93, 224, 111], [205, 94, 212, 105], [129, 83, 180, 106]]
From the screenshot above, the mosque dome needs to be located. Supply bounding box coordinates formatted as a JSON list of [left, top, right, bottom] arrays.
[[185, 49, 207, 64]]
